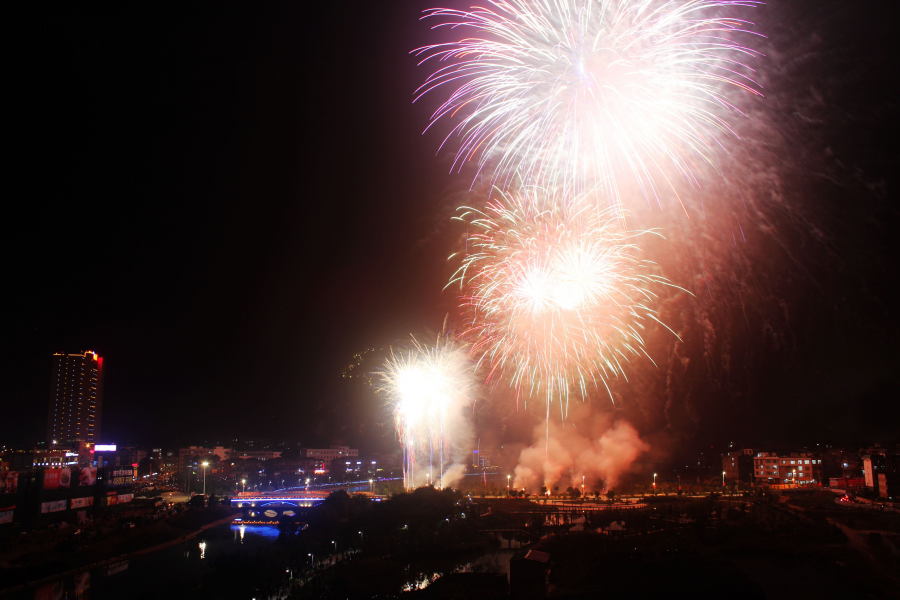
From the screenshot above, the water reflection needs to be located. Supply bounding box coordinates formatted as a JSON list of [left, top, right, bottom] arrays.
[[230, 524, 279, 540], [11, 524, 282, 600]]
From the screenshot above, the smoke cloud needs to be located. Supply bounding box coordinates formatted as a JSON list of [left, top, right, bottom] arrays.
[[440, 463, 467, 489], [512, 403, 649, 493]]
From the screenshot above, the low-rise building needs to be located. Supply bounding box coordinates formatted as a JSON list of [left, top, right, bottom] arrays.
[[722, 449, 754, 484], [301, 446, 357, 462], [753, 451, 825, 485], [32, 449, 81, 468], [753, 452, 782, 483], [229, 450, 281, 462], [863, 453, 900, 500]]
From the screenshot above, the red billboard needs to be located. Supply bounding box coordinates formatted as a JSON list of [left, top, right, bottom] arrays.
[[0, 471, 18, 494], [43, 469, 71, 489], [43, 469, 61, 489]]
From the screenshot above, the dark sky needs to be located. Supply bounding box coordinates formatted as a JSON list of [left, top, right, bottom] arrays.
[[3, 1, 898, 455]]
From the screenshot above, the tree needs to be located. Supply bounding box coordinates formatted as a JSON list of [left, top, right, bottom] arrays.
[[607, 490, 616, 503]]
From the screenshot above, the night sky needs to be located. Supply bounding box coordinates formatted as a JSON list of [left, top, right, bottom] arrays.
[[3, 1, 897, 457]]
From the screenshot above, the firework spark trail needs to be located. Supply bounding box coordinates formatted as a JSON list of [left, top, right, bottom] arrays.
[[378, 333, 476, 489], [451, 189, 683, 425], [415, 0, 763, 209]]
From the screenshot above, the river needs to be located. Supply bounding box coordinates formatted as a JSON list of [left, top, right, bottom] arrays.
[[6, 524, 278, 600], [8, 524, 526, 599]]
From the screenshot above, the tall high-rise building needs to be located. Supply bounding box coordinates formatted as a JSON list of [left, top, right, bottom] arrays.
[[46, 351, 104, 445]]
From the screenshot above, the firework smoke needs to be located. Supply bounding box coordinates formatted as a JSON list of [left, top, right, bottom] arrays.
[[415, 0, 763, 206], [378, 331, 477, 489], [513, 402, 649, 492]]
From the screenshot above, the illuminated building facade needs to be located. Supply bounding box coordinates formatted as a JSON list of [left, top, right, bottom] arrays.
[[46, 351, 104, 445], [301, 446, 357, 461], [753, 451, 825, 485]]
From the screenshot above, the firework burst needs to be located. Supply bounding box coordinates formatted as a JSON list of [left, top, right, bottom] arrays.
[[451, 190, 680, 414], [415, 0, 763, 208], [378, 332, 476, 489]]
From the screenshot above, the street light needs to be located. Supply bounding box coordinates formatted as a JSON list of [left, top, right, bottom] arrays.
[[722, 471, 726, 487], [332, 540, 337, 554], [241, 479, 246, 494], [507, 475, 511, 495], [359, 530, 364, 545], [582, 475, 585, 499], [308, 552, 314, 566], [653, 473, 657, 494], [369, 479, 373, 494], [202, 462, 209, 496]]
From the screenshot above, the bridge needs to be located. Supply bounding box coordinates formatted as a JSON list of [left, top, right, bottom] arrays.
[[232, 496, 325, 508], [230, 490, 383, 509]]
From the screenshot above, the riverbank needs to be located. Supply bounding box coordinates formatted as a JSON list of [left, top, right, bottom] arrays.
[[0, 507, 239, 596]]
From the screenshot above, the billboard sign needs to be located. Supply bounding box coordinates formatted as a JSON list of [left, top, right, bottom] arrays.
[[0, 507, 13, 524], [76, 467, 97, 486], [117, 493, 133, 504], [94, 444, 117, 452], [71, 497, 94, 508], [40, 500, 67, 513], [106, 492, 117, 506], [0, 472, 18, 494], [109, 468, 133, 488], [43, 469, 72, 489], [43, 469, 61, 489]]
